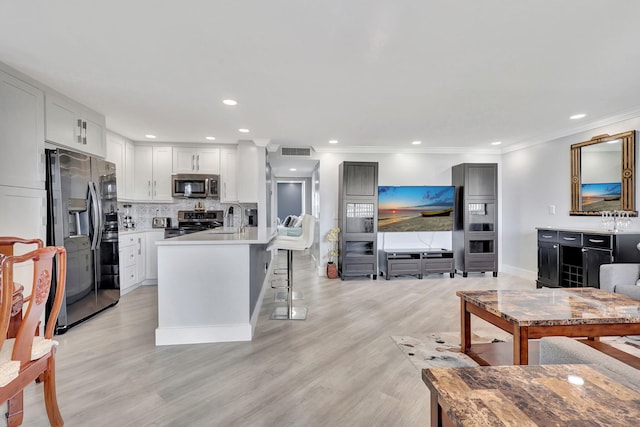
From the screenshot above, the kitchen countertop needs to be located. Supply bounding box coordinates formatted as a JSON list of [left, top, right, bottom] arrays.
[[156, 227, 274, 245], [536, 225, 640, 234], [118, 228, 164, 234]]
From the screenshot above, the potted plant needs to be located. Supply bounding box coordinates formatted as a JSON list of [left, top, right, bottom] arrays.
[[326, 227, 340, 279]]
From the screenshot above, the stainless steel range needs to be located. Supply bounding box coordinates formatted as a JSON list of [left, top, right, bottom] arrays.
[[164, 210, 224, 238]]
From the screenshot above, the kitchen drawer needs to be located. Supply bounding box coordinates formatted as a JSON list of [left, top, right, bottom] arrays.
[[121, 264, 137, 289], [583, 234, 612, 250], [120, 246, 137, 267], [537, 230, 558, 243], [119, 234, 138, 248], [558, 231, 582, 247]]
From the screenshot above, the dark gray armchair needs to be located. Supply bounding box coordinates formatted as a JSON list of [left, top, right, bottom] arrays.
[[600, 263, 640, 300]]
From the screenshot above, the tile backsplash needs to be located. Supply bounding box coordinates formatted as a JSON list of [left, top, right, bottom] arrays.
[[118, 200, 257, 229]]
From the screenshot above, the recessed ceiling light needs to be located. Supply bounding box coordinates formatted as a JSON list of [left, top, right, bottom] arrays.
[[290, 168, 297, 172], [412, 141, 422, 145], [329, 140, 338, 144], [491, 141, 502, 145], [570, 113, 586, 120], [205, 136, 216, 141], [238, 128, 250, 133], [145, 134, 156, 139], [223, 99, 238, 106]]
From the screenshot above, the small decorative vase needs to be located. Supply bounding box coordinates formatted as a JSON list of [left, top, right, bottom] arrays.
[[326, 262, 338, 279]]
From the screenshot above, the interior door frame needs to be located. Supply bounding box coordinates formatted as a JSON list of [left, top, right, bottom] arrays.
[[276, 180, 306, 222]]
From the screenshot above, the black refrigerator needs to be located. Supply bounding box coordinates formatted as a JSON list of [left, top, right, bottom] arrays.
[[46, 148, 120, 334]]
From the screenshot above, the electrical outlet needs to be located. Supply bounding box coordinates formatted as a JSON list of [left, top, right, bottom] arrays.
[[548, 205, 556, 215]]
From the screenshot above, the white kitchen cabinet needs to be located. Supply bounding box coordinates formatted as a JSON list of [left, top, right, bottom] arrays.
[[106, 132, 122, 169], [118, 231, 146, 295], [237, 141, 259, 203], [145, 230, 165, 283], [0, 186, 46, 241], [136, 234, 146, 284], [0, 186, 46, 291], [173, 147, 220, 174], [132, 145, 173, 202], [105, 131, 135, 200], [45, 91, 106, 158], [0, 69, 45, 189], [220, 146, 238, 202]]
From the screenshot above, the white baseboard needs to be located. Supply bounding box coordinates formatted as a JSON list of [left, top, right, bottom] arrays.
[[155, 324, 252, 345]]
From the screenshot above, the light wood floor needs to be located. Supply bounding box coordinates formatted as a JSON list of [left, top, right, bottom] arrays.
[[22, 253, 533, 426]]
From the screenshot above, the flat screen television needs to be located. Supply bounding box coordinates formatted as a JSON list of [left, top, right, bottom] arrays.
[[378, 185, 455, 232]]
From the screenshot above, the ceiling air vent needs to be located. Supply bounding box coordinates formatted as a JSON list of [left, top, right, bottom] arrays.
[[281, 147, 312, 157]]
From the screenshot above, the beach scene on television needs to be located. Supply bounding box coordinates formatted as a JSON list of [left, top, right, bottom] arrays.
[[581, 182, 622, 211], [378, 186, 455, 232]]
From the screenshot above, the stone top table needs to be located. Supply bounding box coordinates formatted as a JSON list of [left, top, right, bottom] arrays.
[[457, 288, 640, 365], [422, 364, 640, 426]]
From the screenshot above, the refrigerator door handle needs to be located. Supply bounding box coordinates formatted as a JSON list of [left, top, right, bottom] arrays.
[[89, 181, 101, 249], [93, 181, 104, 248]]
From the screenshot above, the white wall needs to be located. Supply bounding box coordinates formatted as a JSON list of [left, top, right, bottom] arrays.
[[318, 151, 502, 273], [501, 118, 640, 279]]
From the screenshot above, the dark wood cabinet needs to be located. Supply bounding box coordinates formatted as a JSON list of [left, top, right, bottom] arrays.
[[343, 162, 377, 197], [538, 241, 559, 285], [452, 163, 498, 277], [536, 228, 640, 288], [338, 162, 378, 280], [378, 249, 454, 280]]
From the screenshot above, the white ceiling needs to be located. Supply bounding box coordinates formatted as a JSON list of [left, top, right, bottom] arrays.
[[2, 1, 640, 156]]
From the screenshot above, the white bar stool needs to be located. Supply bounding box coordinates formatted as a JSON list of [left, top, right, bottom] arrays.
[[267, 214, 315, 320]]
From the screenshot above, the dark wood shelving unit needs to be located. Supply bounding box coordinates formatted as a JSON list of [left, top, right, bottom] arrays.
[[338, 161, 378, 280], [452, 163, 498, 277]]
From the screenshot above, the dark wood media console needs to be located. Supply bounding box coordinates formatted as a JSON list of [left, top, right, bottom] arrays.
[[378, 248, 454, 280]]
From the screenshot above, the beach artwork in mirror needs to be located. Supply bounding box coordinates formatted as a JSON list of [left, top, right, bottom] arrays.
[[581, 140, 622, 211], [570, 130, 636, 215]]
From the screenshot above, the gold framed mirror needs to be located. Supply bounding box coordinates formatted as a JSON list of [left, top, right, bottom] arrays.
[[570, 130, 636, 216]]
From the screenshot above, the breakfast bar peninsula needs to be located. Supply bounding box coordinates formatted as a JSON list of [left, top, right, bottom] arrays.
[[155, 227, 274, 345]]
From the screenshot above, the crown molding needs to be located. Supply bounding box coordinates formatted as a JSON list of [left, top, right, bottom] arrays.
[[312, 145, 502, 155], [501, 108, 640, 154]]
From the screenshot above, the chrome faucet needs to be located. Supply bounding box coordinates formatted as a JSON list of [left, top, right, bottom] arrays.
[[225, 204, 245, 233]]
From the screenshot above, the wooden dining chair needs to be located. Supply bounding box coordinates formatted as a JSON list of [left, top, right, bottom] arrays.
[[0, 245, 67, 427], [0, 237, 44, 338]]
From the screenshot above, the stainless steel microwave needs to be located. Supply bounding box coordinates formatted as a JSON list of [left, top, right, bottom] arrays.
[[171, 174, 219, 199]]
